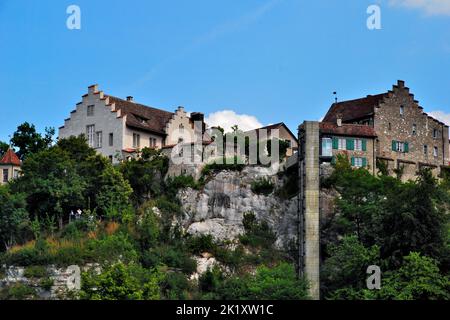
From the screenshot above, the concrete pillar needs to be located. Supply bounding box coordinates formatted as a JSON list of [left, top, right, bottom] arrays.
[[303, 121, 320, 300]]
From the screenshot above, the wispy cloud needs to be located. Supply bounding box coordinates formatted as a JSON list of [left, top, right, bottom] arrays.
[[127, 0, 282, 90], [428, 110, 450, 126], [205, 110, 263, 132], [389, 0, 450, 16]]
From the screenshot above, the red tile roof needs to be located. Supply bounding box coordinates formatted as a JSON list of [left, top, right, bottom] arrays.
[[0, 149, 21, 166], [320, 122, 377, 138], [107, 95, 174, 135], [323, 94, 387, 123]]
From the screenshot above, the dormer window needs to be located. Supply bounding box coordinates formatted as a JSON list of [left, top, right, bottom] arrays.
[[400, 105, 404, 116]]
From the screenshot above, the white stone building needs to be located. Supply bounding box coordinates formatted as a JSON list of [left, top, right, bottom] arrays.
[[59, 84, 210, 163]]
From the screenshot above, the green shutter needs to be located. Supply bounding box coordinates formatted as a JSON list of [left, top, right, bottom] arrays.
[[346, 139, 354, 151], [351, 157, 355, 166], [404, 142, 409, 153], [362, 139, 367, 151], [392, 140, 397, 151], [332, 137, 338, 150], [362, 157, 367, 167]]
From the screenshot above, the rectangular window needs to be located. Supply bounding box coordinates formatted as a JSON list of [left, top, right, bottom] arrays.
[[109, 133, 114, 146], [321, 138, 332, 157], [86, 125, 95, 147], [434, 146, 438, 157], [133, 133, 140, 148], [412, 124, 417, 135], [95, 131, 102, 148], [392, 140, 409, 153], [423, 145, 428, 155], [352, 157, 366, 168], [354, 139, 362, 151], [13, 170, 19, 179], [433, 129, 438, 139], [3, 169, 8, 182], [400, 105, 404, 116], [338, 138, 346, 150], [149, 137, 157, 148], [87, 105, 95, 116]]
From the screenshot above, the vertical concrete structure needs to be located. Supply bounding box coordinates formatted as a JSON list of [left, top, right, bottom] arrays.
[[298, 121, 320, 300]]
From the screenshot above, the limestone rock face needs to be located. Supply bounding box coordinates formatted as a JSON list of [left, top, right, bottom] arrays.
[[176, 166, 298, 249]]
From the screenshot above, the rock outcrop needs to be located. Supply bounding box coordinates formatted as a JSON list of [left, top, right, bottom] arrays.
[[176, 166, 298, 249]]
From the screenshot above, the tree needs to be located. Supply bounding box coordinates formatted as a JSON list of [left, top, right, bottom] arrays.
[[80, 263, 161, 300], [0, 185, 30, 251], [96, 165, 133, 220], [373, 252, 449, 300], [378, 169, 448, 267], [0, 141, 9, 157], [11, 122, 54, 160], [321, 236, 380, 299], [11, 147, 85, 229]]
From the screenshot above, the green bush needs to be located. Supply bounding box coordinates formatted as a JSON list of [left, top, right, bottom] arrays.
[[160, 272, 191, 300], [6, 283, 37, 300], [201, 157, 245, 177], [39, 277, 54, 291], [142, 246, 197, 274], [239, 212, 276, 248], [251, 178, 274, 195], [24, 265, 48, 278], [187, 235, 216, 255], [88, 233, 139, 265]]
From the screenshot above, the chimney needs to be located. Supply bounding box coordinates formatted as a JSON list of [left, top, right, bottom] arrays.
[[336, 113, 343, 127], [397, 80, 405, 88], [126, 96, 133, 102], [88, 84, 98, 95]]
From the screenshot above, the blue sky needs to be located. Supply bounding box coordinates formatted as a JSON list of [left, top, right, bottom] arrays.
[[1, 0, 450, 142]]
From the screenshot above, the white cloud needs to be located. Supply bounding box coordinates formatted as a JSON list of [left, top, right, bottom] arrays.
[[428, 110, 450, 126], [205, 110, 264, 133], [389, 0, 450, 16]]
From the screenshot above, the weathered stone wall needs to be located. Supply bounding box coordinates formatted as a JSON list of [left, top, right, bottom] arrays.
[[374, 81, 449, 180]]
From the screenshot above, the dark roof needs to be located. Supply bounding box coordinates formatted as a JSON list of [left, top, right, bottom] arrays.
[[320, 122, 377, 138], [0, 149, 21, 166], [323, 94, 387, 123], [107, 96, 174, 135], [247, 122, 297, 141]]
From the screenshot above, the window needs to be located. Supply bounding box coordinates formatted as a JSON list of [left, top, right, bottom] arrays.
[[433, 129, 438, 139], [338, 138, 346, 150], [412, 124, 417, 135], [86, 125, 95, 147], [392, 140, 409, 153], [400, 105, 404, 116], [95, 131, 102, 148], [87, 105, 94, 116], [434, 146, 438, 157], [321, 138, 332, 157], [133, 133, 140, 148], [149, 137, 157, 148], [388, 122, 392, 131], [423, 145, 428, 155], [3, 169, 8, 182], [13, 170, 19, 179], [352, 157, 366, 168], [179, 124, 184, 134], [109, 133, 114, 146], [354, 139, 363, 151]]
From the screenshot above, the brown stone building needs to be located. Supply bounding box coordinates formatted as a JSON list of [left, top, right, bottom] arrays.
[[323, 80, 450, 180], [319, 122, 377, 174]]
